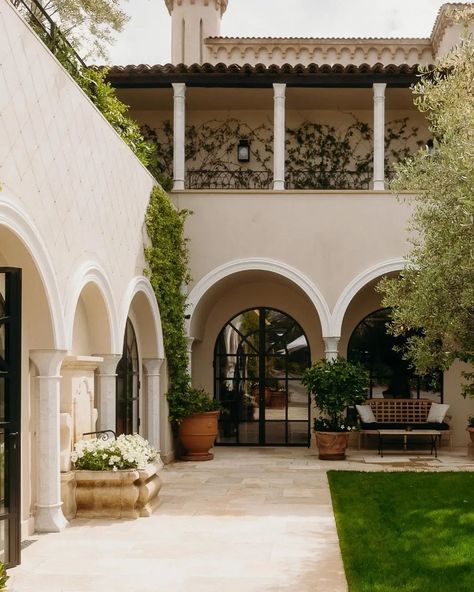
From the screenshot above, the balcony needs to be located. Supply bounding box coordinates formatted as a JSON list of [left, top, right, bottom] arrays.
[[184, 168, 373, 190]]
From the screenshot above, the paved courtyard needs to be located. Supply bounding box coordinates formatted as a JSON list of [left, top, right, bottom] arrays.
[[9, 446, 474, 592]]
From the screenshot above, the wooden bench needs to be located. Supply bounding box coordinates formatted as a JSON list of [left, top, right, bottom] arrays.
[[357, 398, 452, 449]]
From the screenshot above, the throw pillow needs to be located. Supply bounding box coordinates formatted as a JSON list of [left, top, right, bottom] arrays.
[[356, 404, 376, 424], [426, 402, 450, 423]]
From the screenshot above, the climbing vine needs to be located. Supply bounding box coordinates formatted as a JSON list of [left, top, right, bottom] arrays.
[[143, 116, 423, 189], [144, 186, 192, 422]]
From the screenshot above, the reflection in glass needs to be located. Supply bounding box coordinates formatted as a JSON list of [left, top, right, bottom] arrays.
[[0, 431, 4, 514], [0, 519, 8, 564], [348, 308, 442, 401], [215, 308, 311, 445], [116, 319, 140, 435]]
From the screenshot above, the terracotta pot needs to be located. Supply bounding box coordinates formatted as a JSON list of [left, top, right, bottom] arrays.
[[467, 427, 474, 444], [179, 410, 220, 461], [315, 431, 350, 460]]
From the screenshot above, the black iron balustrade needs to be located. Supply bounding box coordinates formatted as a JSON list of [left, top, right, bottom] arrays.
[[286, 169, 372, 190], [187, 169, 272, 190], [10, 0, 86, 72]]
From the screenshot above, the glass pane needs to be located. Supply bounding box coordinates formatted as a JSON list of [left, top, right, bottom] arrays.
[[0, 519, 8, 565], [288, 422, 309, 445], [288, 380, 309, 420], [0, 431, 5, 513], [238, 421, 259, 444], [265, 421, 286, 444], [264, 380, 286, 421], [0, 378, 4, 423]]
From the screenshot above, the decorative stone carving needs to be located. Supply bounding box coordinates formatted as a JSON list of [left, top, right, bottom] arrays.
[[75, 460, 163, 519]]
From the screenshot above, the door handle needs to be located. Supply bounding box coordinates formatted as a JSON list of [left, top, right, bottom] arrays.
[[8, 432, 19, 450]]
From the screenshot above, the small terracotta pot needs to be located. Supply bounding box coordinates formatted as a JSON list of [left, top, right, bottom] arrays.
[[179, 411, 220, 461], [315, 431, 350, 460], [467, 427, 474, 444]]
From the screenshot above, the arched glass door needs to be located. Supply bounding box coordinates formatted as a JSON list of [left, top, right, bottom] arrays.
[[214, 308, 311, 446], [116, 319, 140, 435], [347, 308, 443, 401], [0, 269, 21, 567]]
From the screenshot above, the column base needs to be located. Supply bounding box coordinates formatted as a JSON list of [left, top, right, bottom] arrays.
[[35, 503, 69, 533], [373, 180, 385, 190], [273, 181, 285, 190]]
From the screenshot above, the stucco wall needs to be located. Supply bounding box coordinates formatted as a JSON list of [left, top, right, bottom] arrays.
[[0, 0, 167, 536]]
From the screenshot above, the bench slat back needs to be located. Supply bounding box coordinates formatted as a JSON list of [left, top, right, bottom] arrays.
[[365, 399, 432, 423]]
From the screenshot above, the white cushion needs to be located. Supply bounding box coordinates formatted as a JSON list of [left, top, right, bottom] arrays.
[[356, 404, 376, 424], [426, 402, 449, 423]]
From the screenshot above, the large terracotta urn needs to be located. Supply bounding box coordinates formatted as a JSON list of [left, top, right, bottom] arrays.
[[179, 411, 220, 461], [467, 427, 474, 444], [315, 431, 350, 460]]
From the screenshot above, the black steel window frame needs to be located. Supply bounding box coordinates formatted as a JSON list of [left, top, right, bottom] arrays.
[[214, 307, 311, 447], [0, 268, 22, 567], [116, 319, 140, 435]]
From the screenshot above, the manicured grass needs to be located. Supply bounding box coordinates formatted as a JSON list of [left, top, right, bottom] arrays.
[[328, 471, 474, 592]]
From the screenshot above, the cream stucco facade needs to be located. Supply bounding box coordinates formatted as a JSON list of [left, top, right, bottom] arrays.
[[108, 0, 474, 452]]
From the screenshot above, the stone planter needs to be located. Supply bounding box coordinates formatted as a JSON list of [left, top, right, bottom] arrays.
[[179, 411, 219, 461], [467, 427, 474, 444], [75, 459, 162, 519], [315, 431, 350, 460]]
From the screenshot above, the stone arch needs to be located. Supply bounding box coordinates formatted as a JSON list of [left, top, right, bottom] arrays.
[[65, 262, 117, 355], [331, 258, 406, 337], [0, 193, 65, 348], [120, 276, 165, 360], [187, 258, 331, 338]]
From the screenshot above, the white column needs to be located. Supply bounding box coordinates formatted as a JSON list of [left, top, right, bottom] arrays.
[[173, 82, 186, 190], [96, 354, 121, 432], [30, 349, 68, 533], [273, 83, 286, 190], [143, 358, 164, 450], [373, 83, 386, 190], [187, 336, 195, 376], [324, 337, 340, 361]]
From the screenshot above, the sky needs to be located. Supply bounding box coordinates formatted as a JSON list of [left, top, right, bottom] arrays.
[[104, 0, 472, 65]]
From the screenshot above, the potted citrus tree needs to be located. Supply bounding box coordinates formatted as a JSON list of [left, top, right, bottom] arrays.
[[169, 387, 221, 461], [302, 357, 369, 460]]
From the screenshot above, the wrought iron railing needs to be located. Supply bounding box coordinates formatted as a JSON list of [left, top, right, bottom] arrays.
[[10, 0, 86, 72], [286, 170, 372, 191], [187, 169, 272, 190]]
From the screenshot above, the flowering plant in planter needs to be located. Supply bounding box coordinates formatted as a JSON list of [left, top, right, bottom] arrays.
[[71, 434, 158, 471], [0, 561, 8, 590]]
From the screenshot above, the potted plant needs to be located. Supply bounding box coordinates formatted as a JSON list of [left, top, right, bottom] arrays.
[[72, 434, 162, 518], [302, 357, 369, 460], [0, 561, 8, 591], [467, 416, 474, 444], [169, 387, 221, 461]]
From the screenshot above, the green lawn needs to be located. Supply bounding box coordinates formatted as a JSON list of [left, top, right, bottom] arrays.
[[328, 471, 474, 592]]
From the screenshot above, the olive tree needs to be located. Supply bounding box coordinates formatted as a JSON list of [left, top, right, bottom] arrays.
[[378, 7, 474, 398]]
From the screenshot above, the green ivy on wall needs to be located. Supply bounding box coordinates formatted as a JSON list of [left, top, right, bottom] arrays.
[[144, 186, 191, 422], [143, 116, 423, 189]]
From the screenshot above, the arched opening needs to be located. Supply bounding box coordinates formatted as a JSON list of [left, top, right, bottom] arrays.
[[116, 319, 140, 435], [214, 307, 311, 446], [71, 281, 113, 355], [347, 308, 443, 401]]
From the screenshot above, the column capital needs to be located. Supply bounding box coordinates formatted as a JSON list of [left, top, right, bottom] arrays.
[[273, 83, 286, 98], [143, 357, 165, 376], [95, 353, 121, 376], [172, 82, 186, 98], [323, 337, 340, 361], [30, 349, 68, 376], [373, 82, 387, 98]]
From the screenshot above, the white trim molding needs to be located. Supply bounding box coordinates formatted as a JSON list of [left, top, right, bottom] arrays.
[[331, 258, 407, 337], [186, 258, 332, 337], [64, 261, 119, 354], [120, 276, 165, 360], [0, 193, 66, 348]]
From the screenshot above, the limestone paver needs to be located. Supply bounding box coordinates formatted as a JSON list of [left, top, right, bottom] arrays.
[[8, 446, 473, 592]]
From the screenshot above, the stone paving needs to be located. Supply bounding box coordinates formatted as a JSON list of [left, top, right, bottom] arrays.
[[9, 446, 474, 592]]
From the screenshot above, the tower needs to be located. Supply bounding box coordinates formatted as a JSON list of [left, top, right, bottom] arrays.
[[165, 0, 228, 64]]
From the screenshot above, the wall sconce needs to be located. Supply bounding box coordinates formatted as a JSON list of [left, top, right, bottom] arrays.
[[237, 139, 250, 162]]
